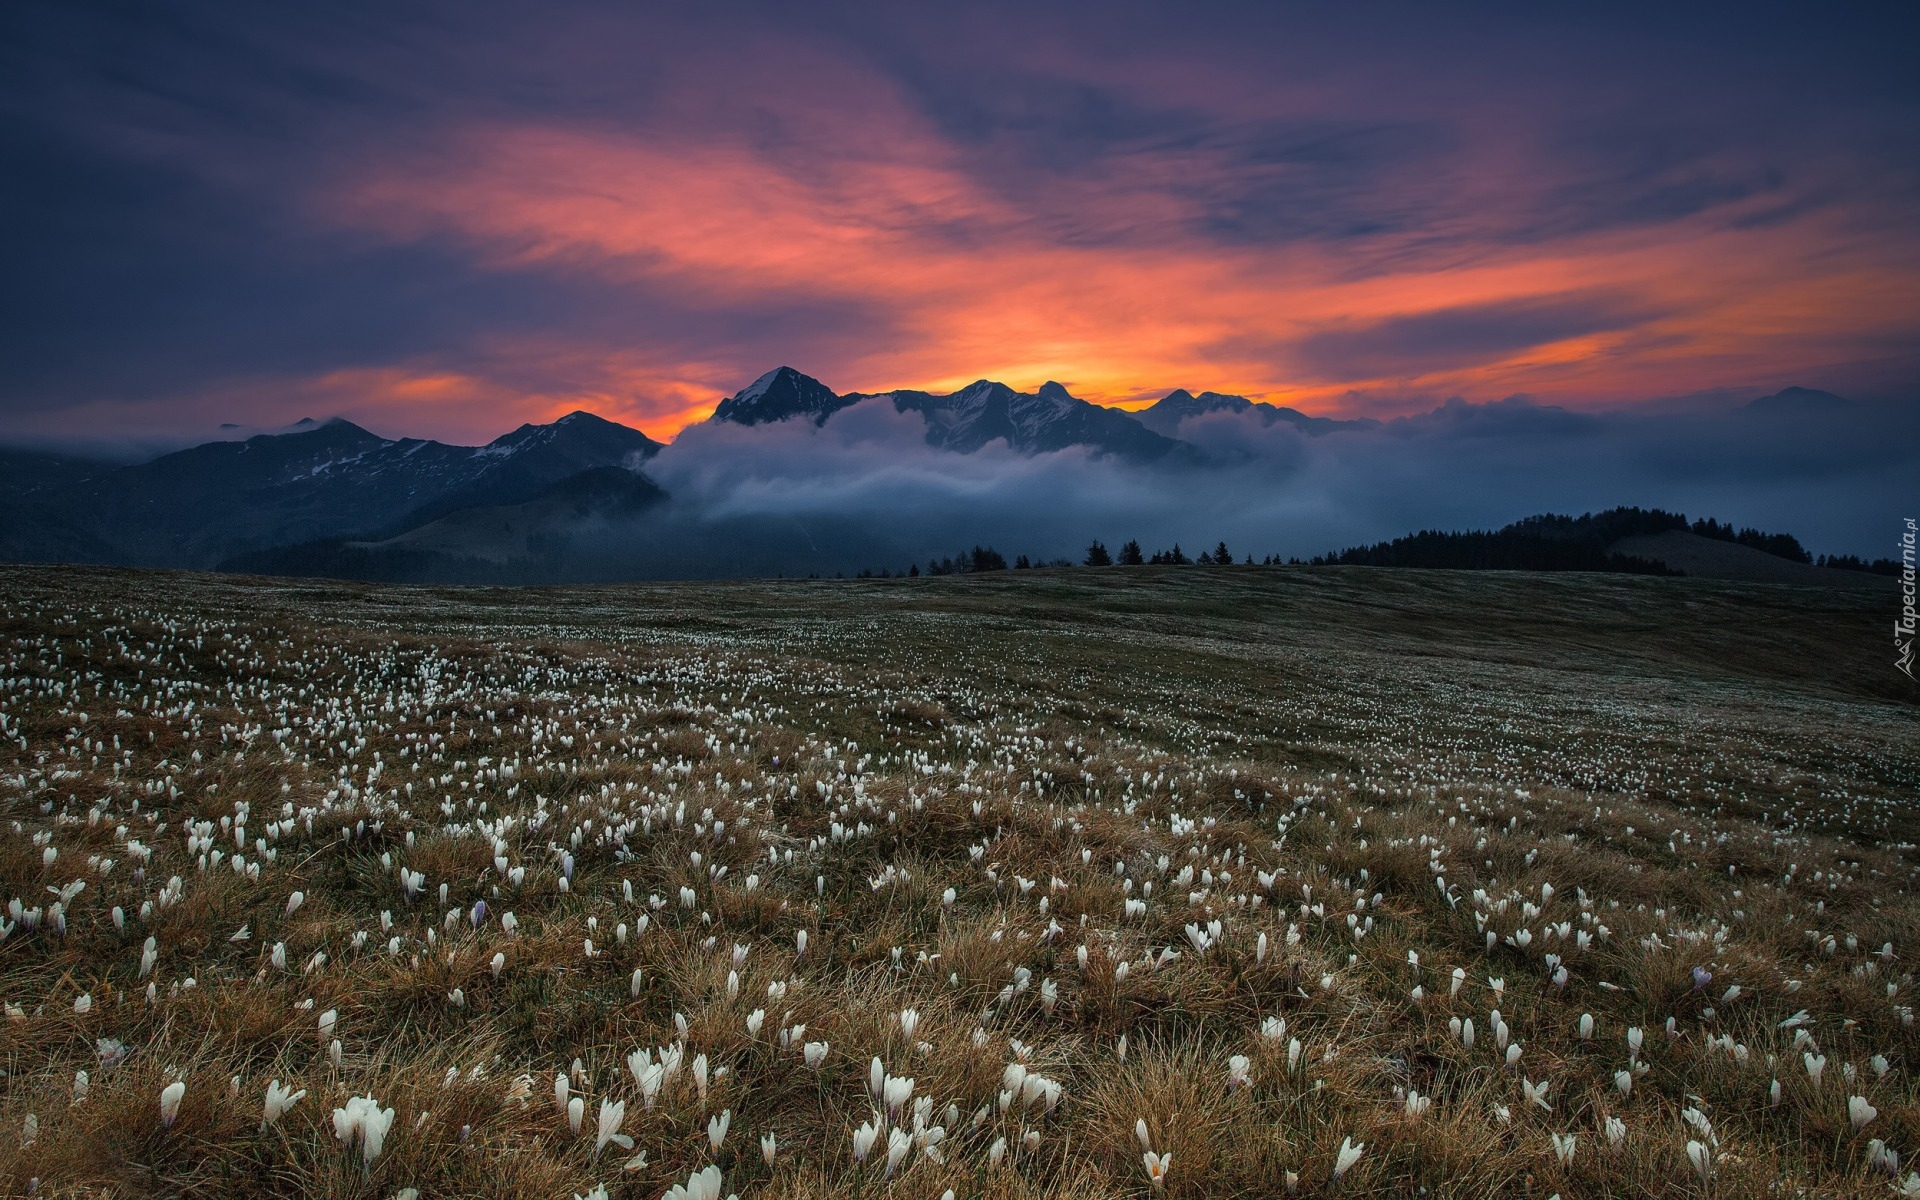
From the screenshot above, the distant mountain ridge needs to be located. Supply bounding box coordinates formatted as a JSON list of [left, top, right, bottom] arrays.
[[0, 372, 1870, 581], [1132, 388, 1374, 437], [1, 410, 661, 569], [878, 379, 1181, 459]]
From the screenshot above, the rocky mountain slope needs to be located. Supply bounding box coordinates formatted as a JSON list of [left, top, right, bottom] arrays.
[[0, 412, 661, 569]]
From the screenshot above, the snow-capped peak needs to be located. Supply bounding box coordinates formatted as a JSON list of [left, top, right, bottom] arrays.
[[710, 367, 849, 426], [734, 367, 792, 406]]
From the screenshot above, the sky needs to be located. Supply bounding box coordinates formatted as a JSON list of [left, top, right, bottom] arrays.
[[2, 0, 1918, 452]]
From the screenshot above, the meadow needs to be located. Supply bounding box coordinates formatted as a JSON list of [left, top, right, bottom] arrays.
[[0, 562, 1914, 1199]]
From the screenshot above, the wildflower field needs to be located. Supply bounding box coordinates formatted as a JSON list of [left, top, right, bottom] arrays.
[[0, 562, 1915, 1199]]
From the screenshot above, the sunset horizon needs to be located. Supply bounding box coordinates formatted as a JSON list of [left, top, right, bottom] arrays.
[[4, 3, 1916, 450]]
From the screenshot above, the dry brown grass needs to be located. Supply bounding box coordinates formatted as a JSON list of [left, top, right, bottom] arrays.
[[0, 563, 1914, 1198]]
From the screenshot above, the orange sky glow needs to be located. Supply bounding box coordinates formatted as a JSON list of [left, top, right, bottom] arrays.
[[305, 111, 1919, 443], [5, 5, 1915, 452]]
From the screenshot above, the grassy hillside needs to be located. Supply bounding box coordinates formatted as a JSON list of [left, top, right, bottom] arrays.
[[0, 564, 1914, 1198]]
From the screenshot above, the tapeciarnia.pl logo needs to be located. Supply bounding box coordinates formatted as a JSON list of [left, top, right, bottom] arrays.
[[1898, 517, 1916, 679]]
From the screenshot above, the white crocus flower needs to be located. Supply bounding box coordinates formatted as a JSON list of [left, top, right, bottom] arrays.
[[1685, 1139, 1713, 1185], [1226, 1054, 1253, 1092], [1143, 1150, 1171, 1189], [332, 1094, 396, 1166], [159, 1080, 186, 1128], [1333, 1136, 1365, 1178], [261, 1079, 307, 1131], [595, 1097, 631, 1156], [662, 1165, 724, 1200], [1551, 1132, 1576, 1166], [1804, 1053, 1826, 1087], [884, 1074, 915, 1119], [852, 1119, 880, 1162], [1603, 1115, 1625, 1150]]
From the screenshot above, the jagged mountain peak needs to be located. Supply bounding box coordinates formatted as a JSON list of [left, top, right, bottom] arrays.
[[952, 378, 1014, 399], [739, 366, 796, 399], [488, 409, 659, 453], [709, 366, 851, 426]]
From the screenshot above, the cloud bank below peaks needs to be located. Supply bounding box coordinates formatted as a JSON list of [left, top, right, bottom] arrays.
[[628, 387, 1908, 570]]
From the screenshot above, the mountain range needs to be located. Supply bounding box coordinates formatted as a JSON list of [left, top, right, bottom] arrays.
[[0, 370, 1866, 580], [1, 410, 660, 569], [713, 367, 1182, 458], [710, 366, 1375, 457], [0, 368, 1339, 570]]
